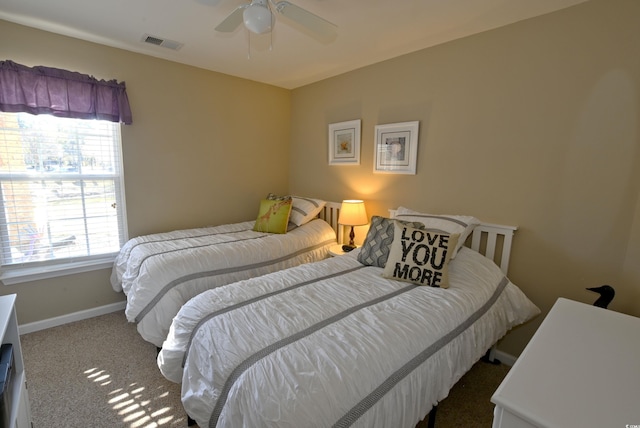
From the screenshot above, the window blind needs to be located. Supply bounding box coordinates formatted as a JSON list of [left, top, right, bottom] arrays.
[[0, 112, 127, 273]]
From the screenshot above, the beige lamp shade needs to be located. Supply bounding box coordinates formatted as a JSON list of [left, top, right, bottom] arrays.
[[338, 200, 368, 225], [338, 200, 368, 248]]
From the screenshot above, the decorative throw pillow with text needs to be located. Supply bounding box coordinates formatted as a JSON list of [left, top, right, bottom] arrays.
[[382, 222, 459, 288]]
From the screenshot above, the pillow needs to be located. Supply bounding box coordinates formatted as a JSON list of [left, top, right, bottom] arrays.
[[357, 216, 426, 268], [393, 206, 480, 259], [253, 197, 293, 234], [289, 196, 326, 226], [266, 193, 291, 201], [382, 222, 459, 288]]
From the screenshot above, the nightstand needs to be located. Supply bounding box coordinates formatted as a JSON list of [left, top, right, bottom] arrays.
[[491, 298, 640, 428], [328, 244, 349, 257]]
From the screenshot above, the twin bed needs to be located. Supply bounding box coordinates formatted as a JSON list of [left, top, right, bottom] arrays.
[[112, 202, 539, 428], [111, 198, 342, 347]]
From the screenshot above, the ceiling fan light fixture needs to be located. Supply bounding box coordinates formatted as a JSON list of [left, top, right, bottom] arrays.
[[243, 3, 273, 34]]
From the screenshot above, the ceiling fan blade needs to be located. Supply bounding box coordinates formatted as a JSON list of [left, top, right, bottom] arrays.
[[273, 1, 336, 37], [215, 4, 249, 32]]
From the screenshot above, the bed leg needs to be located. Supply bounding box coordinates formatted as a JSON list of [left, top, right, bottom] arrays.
[[427, 404, 438, 428], [481, 347, 501, 365], [187, 416, 196, 426]]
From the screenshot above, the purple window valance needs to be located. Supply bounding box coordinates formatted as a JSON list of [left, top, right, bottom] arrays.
[[0, 60, 132, 124]]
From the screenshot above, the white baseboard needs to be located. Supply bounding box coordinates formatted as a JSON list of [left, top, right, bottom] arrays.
[[492, 348, 517, 366], [19, 301, 126, 335]]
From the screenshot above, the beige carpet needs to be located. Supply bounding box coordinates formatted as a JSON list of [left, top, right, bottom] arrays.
[[21, 311, 509, 428]]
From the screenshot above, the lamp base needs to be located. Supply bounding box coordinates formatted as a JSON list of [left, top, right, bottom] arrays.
[[346, 226, 357, 251]]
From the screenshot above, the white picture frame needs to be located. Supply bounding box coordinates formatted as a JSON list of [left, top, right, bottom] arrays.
[[328, 120, 361, 165], [373, 121, 420, 174]]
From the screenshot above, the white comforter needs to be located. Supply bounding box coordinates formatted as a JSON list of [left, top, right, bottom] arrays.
[[158, 247, 539, 428], [111, 219, 337, 346]]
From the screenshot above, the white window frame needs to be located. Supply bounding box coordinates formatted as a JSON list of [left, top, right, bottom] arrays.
[[0, 113, 128, 285]]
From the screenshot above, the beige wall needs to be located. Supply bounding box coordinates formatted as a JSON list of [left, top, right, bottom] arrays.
[[1, 0, 639, 358], [290, 0, 640, 355], [0, 20, 291, 323]]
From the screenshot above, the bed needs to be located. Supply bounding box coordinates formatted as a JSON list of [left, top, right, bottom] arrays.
[[111, 197, 342, 347], [157, 208, 540, 428]]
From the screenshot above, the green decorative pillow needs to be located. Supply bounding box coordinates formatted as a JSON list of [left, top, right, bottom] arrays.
[[253, 197, 293, 234], [382, 222, 459, 288]]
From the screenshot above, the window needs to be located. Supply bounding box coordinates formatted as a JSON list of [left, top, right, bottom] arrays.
[[0, 112, 128, 284]]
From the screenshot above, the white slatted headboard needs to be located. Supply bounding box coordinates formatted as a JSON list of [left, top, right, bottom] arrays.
[[470, 223, 517, 274], [319, 201, 343, 244], [388, 209, 517, 275]]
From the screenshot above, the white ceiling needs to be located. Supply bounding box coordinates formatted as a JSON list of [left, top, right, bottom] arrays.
[[0, 0, 588, 89]]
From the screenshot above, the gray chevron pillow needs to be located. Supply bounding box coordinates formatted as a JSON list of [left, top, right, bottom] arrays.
[[357, 216, 425, 268]]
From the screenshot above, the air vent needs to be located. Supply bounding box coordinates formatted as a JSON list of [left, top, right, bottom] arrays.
[[141, 34, 184, 50]]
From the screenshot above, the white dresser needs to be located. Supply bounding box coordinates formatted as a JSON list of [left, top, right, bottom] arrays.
[[0, 294, 31, 428], [491, 297, 640, 428]]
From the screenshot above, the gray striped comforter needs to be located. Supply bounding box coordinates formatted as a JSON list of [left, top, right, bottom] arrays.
[[158, 247, 539, 428], [110, 219, 337, 346]]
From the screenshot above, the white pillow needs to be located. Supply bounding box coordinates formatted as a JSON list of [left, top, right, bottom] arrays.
[[289, 196, 327, 226], [393, 206, 480, 259]]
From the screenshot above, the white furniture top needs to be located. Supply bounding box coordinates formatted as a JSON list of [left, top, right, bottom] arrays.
[[491, 297, 640, 428], [0, 294, 31, 428], [0, 294, 16, 336]]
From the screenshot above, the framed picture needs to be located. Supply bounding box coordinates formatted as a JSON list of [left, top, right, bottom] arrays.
[[328, 120, 361, 165], [373, 121, 420, 174]]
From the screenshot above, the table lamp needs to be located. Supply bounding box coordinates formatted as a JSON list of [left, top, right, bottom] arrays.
[[338, 200, 368, 251]]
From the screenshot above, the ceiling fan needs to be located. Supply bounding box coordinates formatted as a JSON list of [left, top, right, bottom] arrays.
[[215, 0, 337, 37]]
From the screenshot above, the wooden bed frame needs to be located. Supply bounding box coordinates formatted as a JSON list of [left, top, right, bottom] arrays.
[[469, 223, 517, 274], [322, 204, 517, 274], [388, 209, 517, 274], [318, 201, 343, 243]]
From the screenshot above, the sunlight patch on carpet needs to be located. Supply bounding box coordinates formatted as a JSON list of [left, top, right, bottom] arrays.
[[83, 367, 179, 427], [86, 367, 112, 385]]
